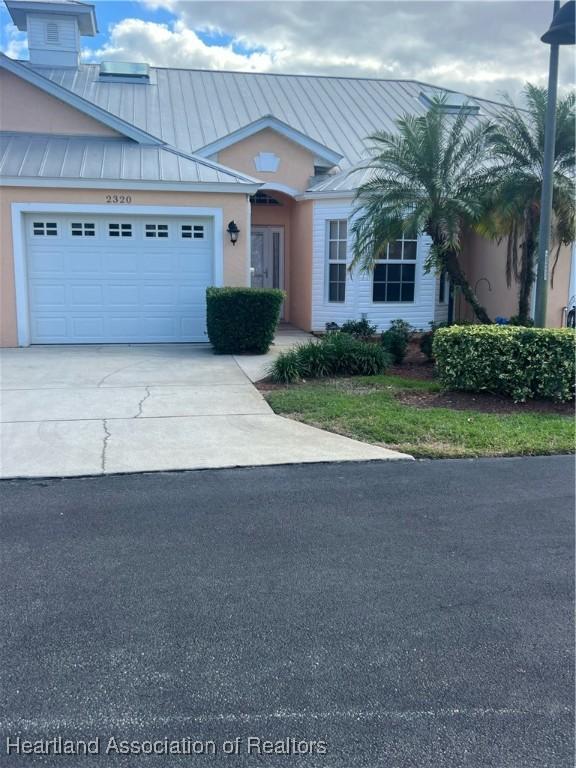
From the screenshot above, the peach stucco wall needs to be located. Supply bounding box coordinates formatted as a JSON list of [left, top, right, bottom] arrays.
[[458, 231, 572, 327], [0, 69, 121, 137], [217, 129, 315, 194], [289, 200, 314, 330], [0, 187, 250, 346]]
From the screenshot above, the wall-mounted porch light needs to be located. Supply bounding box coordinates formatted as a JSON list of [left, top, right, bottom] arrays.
[[227, 220, 240, 245]]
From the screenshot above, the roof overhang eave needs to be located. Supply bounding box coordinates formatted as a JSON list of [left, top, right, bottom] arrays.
[[0, 177, 263, 194], [5, 0, 98, 35]]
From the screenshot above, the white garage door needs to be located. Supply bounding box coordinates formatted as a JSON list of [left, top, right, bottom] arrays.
[[25, 213, 214, 343]]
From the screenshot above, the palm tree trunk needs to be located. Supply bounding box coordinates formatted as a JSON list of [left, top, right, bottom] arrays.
[[517, 211, 537, 324], [440, 247, 492, 324]]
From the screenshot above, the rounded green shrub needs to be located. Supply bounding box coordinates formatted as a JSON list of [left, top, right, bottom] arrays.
[[434, 325, 576, 402], [206, 287, 284, 354]]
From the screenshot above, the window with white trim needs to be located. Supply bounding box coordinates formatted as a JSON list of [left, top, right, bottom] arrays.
[[71, 222, 95, 237], [181, 224, 204, 239], [327, 220, 347, 303], [372, 231, 417, 303], [108, 223, 132, 238], [145, 223, 169, 238], [32, 221, 58, 236]]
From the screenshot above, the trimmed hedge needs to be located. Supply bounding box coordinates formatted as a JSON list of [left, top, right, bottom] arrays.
[[206, 287, 284, 354], [269, 331, 391, 384], [433, 325, 576, 402]]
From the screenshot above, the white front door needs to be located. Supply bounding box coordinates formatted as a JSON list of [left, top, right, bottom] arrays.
[[25, 213, 214, 343], [251, 227, 284, 289]]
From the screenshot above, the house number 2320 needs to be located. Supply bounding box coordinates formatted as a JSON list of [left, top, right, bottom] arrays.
[[105, 194, 132, 203]]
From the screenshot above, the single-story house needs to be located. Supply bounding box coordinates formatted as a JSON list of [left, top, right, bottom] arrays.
[[1, 0, 574, 347]]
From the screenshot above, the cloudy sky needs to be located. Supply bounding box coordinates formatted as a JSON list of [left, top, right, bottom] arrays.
[[1, 0, 574, 102]]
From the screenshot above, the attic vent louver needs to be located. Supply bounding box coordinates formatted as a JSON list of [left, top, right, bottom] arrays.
[[419, 91, 480, 115], [45, 22, 59, 44], [99, 61, 150, 83]]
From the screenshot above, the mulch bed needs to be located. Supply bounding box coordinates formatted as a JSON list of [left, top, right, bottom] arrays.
[[257, 338, 574, 414], [389, 362, 435, 380], [395, 390, 574, 416]]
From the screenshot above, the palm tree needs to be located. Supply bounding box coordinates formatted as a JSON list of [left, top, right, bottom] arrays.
[[479, 84, 575, 324], [350, 97, 494, 323]]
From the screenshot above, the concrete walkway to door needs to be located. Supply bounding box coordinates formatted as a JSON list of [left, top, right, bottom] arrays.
[[0, 343, 410, 479]]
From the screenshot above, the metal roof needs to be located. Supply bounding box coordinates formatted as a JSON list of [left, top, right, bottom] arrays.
[[0, 133, 259, 188], [307, 166, 374, 194], [23, 64, 508, 173]]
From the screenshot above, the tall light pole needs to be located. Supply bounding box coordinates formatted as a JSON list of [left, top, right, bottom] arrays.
[[534, 0, 575, 327]]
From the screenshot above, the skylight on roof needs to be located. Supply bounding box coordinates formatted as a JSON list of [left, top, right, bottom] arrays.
[[419, 91, 480, 115], [99, 61, 150, 82]]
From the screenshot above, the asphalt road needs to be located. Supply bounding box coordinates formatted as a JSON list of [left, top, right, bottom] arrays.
[[0, 456, 574, 767]]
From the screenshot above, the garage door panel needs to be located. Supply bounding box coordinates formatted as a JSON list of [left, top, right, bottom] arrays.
[[73, 317, 106, 337], [107, 284, 140, 306], [141, 285, 178, 305], [70, 285, 104, 306], [141, 253, 177, 274], [31, 284, 67, 307], [178, 285, 208, 305], [33, 317, 68, 339], [70, 252, 104, 275], [141, 316, 178, 337], [105, 253, 139, 274], [26, 214, 214, 343], [28, 251, 66, 274]]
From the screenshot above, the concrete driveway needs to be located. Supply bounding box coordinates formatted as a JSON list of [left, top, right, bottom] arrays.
[[0, 344, 408, 478]]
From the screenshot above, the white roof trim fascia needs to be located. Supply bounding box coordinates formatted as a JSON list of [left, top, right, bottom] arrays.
[[194, 115, 344, 167], [1, 177, 263, 194], [6, 1, 98, 35], [0, 54, 162, 145], [257, 181, 301, 198], [296, 190, 356, 201]]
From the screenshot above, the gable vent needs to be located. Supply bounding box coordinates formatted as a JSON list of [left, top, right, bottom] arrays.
[[45, 21, 59, 44]]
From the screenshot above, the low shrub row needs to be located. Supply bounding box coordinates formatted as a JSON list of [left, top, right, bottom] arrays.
[[434, 325, 576, 402], [336, 317, 414, 363], [206, 287, 284, 354], [269, 332, 391, 384]]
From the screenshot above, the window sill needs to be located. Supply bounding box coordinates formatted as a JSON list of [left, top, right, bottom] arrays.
[[371, 301, 417, 305]]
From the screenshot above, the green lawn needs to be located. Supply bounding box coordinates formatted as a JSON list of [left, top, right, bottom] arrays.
[[264, 375, 574, 459]]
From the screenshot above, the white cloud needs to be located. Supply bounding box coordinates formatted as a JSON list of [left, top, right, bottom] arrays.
[[1, 22, 28, 59], [131, 1, 575, 100], [7, 0, 571, 102], [87, 18, 274, 70]]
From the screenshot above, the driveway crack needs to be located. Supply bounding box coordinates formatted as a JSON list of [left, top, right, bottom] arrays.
[[135, 387, 151, 418], [97, 361, 144, 387], [101, 419, 111, 473]]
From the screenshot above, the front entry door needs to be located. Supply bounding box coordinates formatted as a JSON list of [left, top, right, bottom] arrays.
[[251, 226, 284, 316], [251, 227, 283, 289]]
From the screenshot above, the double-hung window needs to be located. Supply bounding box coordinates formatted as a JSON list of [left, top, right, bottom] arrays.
[[372, 231, 417, 302], [327, 220, 347, 302]]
